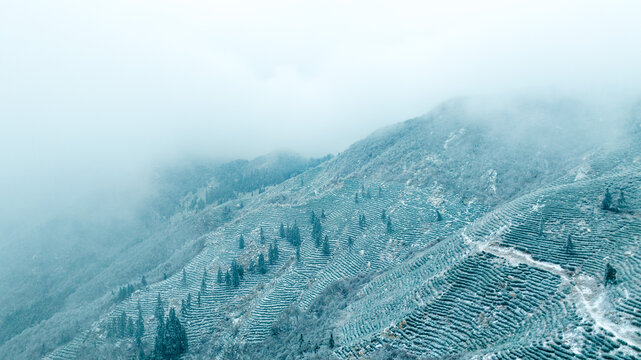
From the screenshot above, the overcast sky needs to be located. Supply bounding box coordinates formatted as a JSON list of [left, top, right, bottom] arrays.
[[2, 1, 641, 232]]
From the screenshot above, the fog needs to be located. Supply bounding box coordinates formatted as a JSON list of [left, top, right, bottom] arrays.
[[2, 0, 641, 234]]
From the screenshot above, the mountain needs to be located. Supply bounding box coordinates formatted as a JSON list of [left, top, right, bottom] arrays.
[[10, 96, 641, 359]]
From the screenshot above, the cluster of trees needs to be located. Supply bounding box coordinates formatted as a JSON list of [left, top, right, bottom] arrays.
[[355, 183, 381, 204], [116, 284, 136, 302], [154, 296, 188, 360], [381, 210, 393, 233], [358, 214, 367, 227], [216, 261, 246, 288], [312, 217, 323, 247], [282, 222, 301, 247], [601, 188, 629, 213], [106, 302, 145, 358]]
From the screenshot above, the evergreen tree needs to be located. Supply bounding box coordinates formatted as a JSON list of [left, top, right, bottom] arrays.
[[279, 223, 285, 238], [296, 246, 301, 262], [186, 293, 192, 309], [273, 242, 279, 262], [329, 333, 335, 348], [154, 294, 164, 322], [381, 209, 386, 222], [348, 236, 354, 247], [260, 227, 266, 243], [127, 316, 135, 337], [231, 261, 240, 287], [321, 209, 326, 219], [268, 244, 275, 265], [181, 299, 187, 316], [239, 235, 245, 249], [602, 187, 615, 212], [225, 270, 232, 286], [200, 270, 207, 293], [322, 235, 330, 256], [386, 217, 393, 234], [217, 267, 223, 284], [310, 211, 316, 224], [605, 263, 617, 286], [141, 275, 147, 287], [163, 273, 167, 280], [355, 193, 359, 204], [258, 253, 267, 274], [436, 209, 442, 221], [119, 311, 127, 337], [565, 234, 574, 254], [182, 269, 187, 287], [135, 301, 144, 347], [238, 263, 244, 279], [165, 308, 188, 358], [312, 218, 322, 247], [378, 186, 382, 197]]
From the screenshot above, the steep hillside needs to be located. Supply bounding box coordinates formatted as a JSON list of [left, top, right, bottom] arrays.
[[41, 98, 641, 359]]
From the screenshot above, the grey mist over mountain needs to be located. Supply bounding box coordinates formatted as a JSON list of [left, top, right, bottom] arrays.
[[2, 2, 641, 360]]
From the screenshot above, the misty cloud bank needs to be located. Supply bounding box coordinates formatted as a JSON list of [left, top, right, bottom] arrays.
[[2, 1, 641, 235]]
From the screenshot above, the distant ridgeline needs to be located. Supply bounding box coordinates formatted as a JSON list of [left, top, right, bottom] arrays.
[[35, 98, 641, 359]]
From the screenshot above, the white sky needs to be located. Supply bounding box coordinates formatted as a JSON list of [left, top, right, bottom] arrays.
[[2, 0, 641, 231]]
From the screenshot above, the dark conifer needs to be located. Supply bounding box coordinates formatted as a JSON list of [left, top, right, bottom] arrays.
[[258, 253, 267, 274], [239, 235, 245, 249], [605, 263, 617, 286]]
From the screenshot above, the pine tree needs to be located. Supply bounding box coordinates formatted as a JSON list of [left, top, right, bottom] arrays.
[[181, 299, 187, 316], [182, 269, 187, 287], [260, 227, 266, 243], [355, 193, 359, 204], [267, 244, 276, 265], [165, 308, 188, 358], [141, 275, 147, 287], [378, 186, 382, 197], [200, 270, 207, 293], [127, 316, 135, 337], [119, 311, 127, 337], [322, 235, 330, 256], [258, 253, 267, 274], [604, 263, 617, 286], [602, 188, 614, 211], [153, 313, 166, 358], [321, 209, 326, 219], [313, 218, 322, 247], [329, 333, 335, 348], [386, 217, 393, 234], [231, 261, 240, 288], [239, 235, 245, 249], [135, 301, 144, 347], [186, 293, 192, 309], [565, 234, 574, 254], [273, 242, 279, 262], [348, 236, 354, 247], [225, 270, 232, 286], [279, 223, 285, 238], [436, 209, 442, 221], [381, 209, 386, 222], [310, 211, 316, 224], [296, 246, 301, 262], [217, 267, 223, 284], [154, 294, 164, 322]]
